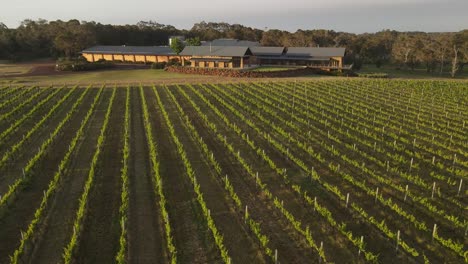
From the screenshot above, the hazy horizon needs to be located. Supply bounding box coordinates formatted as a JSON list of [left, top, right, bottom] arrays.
[[1, 0, 467, 33]]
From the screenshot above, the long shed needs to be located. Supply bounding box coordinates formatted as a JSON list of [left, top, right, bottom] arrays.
[[81, 45, 186, 63]]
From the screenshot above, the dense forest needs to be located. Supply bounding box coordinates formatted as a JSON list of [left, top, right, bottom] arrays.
[[0, 19, 466, 75]]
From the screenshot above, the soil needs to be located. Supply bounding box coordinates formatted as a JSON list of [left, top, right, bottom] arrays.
[[205, 83, 410, 263], [175, 85, 321, 263], [199, 83, 456, 263], [145, 86, 218, 263], [25, 89, 109, 263], [0, 87, 38, 115], [0, 82, 464, 263], [0, 88, 98, 263], [0, 87, 55, 141], [76, 88, 125, 263], [0, 88, 81, 194], [127, 86, 166, 264], [159, 86, 266, 264]]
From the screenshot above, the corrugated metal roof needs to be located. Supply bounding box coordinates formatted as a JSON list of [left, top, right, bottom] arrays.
[[286, 47, 345, 57], [258, 56, 331, 61], [180, 46, 252, 57], [81, 46, 176, 55], [250, 47, 285, 56]]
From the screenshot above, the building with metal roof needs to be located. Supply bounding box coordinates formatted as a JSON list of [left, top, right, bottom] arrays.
[[81, 43, 347, 70], [248, 46, 346, 69], [180, 46, 253, 68], [250, 47, 286, 56], [286, 47, 345, 58], [81, 45, 184, 63]]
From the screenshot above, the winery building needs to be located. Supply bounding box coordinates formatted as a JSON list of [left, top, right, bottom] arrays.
[[81, 41, 348, 70], [179, 46, 253, 69], [81, 46, 187, 63]]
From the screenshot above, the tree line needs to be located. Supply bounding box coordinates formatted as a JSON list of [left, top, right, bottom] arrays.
[[0, 19, 466, 76]]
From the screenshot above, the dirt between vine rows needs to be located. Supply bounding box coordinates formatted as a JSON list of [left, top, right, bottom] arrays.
[[0, 88, 98, 263], [0, 87, 40, 115], [145, 86, 219, 263], [76, 88, 125, 263], [0, 87, 59, 150], [205, 83, 451, 263], [0, 88, 82, 195], [209, 84, 425, 262], [159, 87, 266, 264], [127, 87, 166, 264], [240, 86, 459, 262], [174, 86, 320, 263], [25, 89, 109, 263]]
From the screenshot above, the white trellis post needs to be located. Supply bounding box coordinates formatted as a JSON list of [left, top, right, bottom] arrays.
[[358, 236, 364, 256], [346, 193, 350, 208], [256, 172, 259, 187], [245, 205, 248, 223], [375, 187, 379, 203], [319, 241, 324, 263], [458, 179, 463, 196], [396, 230, 400, 251], [404, 185, 409, 202]]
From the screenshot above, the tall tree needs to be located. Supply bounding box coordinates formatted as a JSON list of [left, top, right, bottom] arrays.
[[186, 37, 201, 46], [433, 34, 450, 74], [260, 30, 286, 46], [53, 20, 95, 58], [451, 30, 468, 77], [392, 34, 419, 69], [0, 23, 14, 59], [170, 37, 184, 54]]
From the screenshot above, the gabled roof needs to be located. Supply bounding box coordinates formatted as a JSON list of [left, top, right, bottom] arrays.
[[286, 47, 345, 57], [81, 46, 176, 55], [250, 47, 285, 56], [180, 46, 252, 57]]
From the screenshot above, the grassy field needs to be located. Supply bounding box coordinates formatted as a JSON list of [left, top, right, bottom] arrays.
[[0, 80, 466, 263], [1, 61, 467, 87], [1, 69, 218, 85], [0, 64, 33, 76], [358, 64, 468, 79]]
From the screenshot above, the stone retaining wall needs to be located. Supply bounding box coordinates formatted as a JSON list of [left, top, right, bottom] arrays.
[[165, 66, 325, 78]]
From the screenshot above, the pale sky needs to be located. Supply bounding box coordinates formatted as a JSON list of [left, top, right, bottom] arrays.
[[1, 0, 467, 33]]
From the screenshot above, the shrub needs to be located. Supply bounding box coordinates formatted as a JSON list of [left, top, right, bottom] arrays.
[[56, 57, 115, 72], [150, 62, 167, 69], [167, 58, 181, 67]]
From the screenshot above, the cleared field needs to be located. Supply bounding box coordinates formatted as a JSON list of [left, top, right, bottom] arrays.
[[0, 79, 466, 264]]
